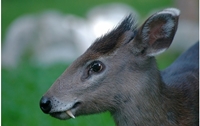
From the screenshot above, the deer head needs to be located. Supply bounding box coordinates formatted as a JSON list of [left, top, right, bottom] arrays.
[[40, 8, 180, 122]]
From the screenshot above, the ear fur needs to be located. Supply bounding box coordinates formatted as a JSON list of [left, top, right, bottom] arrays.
[[135, 8, 180, 56]]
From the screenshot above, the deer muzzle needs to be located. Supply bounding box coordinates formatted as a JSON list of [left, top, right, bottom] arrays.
[[39, 96, 81, 119]]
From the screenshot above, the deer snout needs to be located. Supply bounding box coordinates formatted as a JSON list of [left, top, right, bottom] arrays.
[[40, 96, 52, 114], [40, 95, 82, 119]]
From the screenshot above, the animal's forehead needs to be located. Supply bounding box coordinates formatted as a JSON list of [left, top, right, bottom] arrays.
[[88, 15, 137, 55]]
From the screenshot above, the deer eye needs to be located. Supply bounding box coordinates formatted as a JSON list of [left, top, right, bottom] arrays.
[[89, 61, 103, 74], [81, 61, 105, 80]]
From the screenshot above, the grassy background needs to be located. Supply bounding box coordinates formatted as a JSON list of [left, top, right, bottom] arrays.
[[1, 0, 181, 126]]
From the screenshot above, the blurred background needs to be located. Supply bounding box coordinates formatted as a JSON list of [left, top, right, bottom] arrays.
[[2, 0, 198, 126]]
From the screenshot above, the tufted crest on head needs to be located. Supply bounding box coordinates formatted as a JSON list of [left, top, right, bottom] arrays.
[[88, 15, 137, 55]]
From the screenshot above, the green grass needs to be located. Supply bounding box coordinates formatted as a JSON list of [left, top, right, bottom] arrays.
[[2, 0, 176, 126]]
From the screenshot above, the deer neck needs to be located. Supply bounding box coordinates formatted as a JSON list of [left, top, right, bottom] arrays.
[[111, 67, 176, 126]]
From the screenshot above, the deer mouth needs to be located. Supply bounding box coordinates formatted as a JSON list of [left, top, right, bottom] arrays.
[[50, 102, 81, 120]]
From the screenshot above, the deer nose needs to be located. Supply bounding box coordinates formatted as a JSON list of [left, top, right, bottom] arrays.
[[40, 97, 52, 114]]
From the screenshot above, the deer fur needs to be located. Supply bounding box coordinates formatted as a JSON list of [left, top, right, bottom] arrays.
[[40, 8, 199, 126]]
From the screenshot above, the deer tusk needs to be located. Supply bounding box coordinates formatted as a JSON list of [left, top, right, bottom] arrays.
[[66, 110, 75, 119]]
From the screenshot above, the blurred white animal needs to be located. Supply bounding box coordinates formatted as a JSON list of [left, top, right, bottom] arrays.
[[2, 3, 137, 68]]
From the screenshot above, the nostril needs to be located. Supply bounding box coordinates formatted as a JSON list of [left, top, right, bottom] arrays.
[[40, 97, 52, 114]]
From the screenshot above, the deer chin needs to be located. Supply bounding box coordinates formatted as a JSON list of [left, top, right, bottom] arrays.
[[50, 102, 81, 120]]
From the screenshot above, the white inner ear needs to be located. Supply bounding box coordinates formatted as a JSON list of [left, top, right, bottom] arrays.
[[162, 18, 175, 38], [147, 48, 167, 57], [156, 8, 179, 38], [143, 13, 177, 41], [141, 18, 175, 44], [142, 8, 180, 42]]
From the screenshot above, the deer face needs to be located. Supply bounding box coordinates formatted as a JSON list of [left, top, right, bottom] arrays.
[[40, 8, 180, 120], [40, 30, 139, 120]]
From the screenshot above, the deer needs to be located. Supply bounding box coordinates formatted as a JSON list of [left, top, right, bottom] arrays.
[[40, 8, 199, 126]]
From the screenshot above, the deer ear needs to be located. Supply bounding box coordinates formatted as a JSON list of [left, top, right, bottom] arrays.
[[136, 8, 180, 56]]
